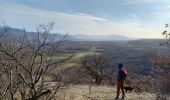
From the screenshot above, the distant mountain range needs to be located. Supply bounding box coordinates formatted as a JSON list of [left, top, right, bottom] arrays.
[[0, 27, 134, 41], [0, 27, 67, 41], [70, 34, 133, 41]]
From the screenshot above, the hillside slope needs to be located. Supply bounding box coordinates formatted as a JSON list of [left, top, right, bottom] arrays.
[[56, 85, 155, 100]]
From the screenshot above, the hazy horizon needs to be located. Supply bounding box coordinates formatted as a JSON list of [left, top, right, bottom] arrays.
[[1, 0, 170, 39]]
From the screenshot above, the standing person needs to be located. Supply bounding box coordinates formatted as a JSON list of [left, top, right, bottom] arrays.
[[114, 63, 127, 100]]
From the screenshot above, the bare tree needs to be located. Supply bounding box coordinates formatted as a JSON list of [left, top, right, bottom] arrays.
[[0, 23, 11, 99], [0, 22, 70, 100], [82, 54, 114, 85], [152, 24, 170, 100]]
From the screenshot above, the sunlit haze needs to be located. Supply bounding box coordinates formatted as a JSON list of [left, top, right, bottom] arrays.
[[1, 0, 170, 39]]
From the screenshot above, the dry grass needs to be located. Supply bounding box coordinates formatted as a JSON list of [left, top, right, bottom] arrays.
[[55, 85, 155, 100]]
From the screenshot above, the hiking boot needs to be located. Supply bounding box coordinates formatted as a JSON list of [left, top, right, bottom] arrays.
[[114, 97, 119, 100]]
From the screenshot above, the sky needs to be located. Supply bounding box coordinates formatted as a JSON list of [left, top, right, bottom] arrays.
[[0, 0, 170, 39]]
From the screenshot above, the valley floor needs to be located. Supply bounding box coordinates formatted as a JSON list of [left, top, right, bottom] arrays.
[[55, 85, 155, 100]]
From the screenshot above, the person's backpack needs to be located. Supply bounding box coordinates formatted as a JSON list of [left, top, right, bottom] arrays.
[[122, 68, 128, 78]]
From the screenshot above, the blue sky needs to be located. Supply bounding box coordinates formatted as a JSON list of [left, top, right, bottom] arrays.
[[1, 0, 170, 38]]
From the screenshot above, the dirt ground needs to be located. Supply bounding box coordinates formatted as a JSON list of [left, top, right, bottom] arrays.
[[55, 85, 155, 100]]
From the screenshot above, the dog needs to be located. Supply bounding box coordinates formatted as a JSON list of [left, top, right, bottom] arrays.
[[124, 86, 133, 92]]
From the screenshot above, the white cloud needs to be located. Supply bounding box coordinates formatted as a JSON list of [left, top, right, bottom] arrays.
[[121, 0, 151, 5], [0, 3, 162, 39]]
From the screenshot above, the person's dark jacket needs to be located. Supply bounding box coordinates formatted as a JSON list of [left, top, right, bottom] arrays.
[[117, 68, 125, 81], [117, 63, 126, 81]]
